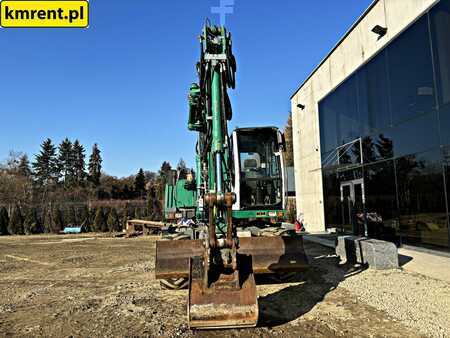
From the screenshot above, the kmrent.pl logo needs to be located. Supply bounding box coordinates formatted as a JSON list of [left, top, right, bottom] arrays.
[[0, 1, 89, 28]]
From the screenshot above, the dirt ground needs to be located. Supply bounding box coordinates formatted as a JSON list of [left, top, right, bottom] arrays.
[[0, 234, 435, 337]]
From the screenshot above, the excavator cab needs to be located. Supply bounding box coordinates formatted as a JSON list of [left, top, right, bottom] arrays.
[[232, 127, 286, 213]]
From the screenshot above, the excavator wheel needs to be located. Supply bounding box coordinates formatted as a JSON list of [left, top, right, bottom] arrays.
[[159, 234, 191, 290]]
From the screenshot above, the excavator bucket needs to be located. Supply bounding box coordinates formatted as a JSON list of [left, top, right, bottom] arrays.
[[155, 236, 309, 280], [188, 255, 258, 329], [155, 236, 308, 329]]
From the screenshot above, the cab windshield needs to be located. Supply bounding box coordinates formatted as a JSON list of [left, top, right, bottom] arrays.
[[237, 129, 283, 209]]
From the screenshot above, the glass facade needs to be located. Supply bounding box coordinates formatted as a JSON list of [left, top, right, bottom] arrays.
[[319, 0, 450, 250]]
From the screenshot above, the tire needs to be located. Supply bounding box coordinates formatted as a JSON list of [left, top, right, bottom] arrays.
[[160, 234, 191, 290]]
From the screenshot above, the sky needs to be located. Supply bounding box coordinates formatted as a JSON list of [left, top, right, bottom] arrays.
[[0, 0, 373, 177]]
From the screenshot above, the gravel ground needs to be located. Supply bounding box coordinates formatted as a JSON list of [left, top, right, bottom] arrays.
[[0, 234, 448, 337], [305, 242, 450, 338], [338, 267, 450, 337]]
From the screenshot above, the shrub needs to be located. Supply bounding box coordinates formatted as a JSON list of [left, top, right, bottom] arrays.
[[23, 208, 41, 235], [51, 207, 64, 233], [8, 205, 24, 235], [93, 207, 107, 232], [107, 208, 120, 232], [0, 207, 10, 235]]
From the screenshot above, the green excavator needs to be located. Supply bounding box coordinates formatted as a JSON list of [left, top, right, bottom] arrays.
[[155, 23, 309, 330]]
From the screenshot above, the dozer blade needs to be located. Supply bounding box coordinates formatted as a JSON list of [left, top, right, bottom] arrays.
[[188, 255, 258, 329], [155, 236, 309, 279]]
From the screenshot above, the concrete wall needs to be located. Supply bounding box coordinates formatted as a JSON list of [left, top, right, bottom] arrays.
[[291, 0, 439, 233]]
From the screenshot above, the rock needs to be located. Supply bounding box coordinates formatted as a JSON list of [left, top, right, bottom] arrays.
[[336, 236, 399, 270]]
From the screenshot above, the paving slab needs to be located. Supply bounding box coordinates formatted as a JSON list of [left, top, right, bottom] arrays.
[[399, 247, 450, 283]]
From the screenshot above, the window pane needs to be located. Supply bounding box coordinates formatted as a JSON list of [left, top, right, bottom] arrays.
[[374, 112, 440, 159], [360, 135, 393, 163], [364, 160, 399, 241], [430, 0, 450, 106], [438, 104, 450, 146], [321, 150, 336, 168], [444, 146, 450, 247], [338, 139, 362, 166], [237, 129, 282, 209], [319, 74, 361, 154], [337, 166, 363, 183], [322, 139, 363, 169], [387, 16, 436, 124], [323, 170, 341, 228], [359, 51, 392, 133], [396, 149, 448, 249], [319, 97, 338, 154], [442, 146, 450, 230], [335, 74, 360, 146]]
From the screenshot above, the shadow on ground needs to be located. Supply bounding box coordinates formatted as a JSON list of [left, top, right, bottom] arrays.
[[256, 245, 365, 328], [398, 254, 413, 267]]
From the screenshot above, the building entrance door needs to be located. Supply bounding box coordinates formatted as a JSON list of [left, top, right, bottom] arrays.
[[340, 179, 367, 235]]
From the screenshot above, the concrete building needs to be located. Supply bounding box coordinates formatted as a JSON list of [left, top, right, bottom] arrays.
[[291, 0, 450, 251]]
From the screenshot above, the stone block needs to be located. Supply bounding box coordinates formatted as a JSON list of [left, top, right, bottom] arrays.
[[336, 236, 399, 270]]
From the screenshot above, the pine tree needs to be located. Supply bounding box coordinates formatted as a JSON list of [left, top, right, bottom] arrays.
[[152, 198, 162, 221], [88, 207, 97, 231], [88, 144, 102, 187], [93, 207, 106, 232], [141, 206, 149, 218], [51, 207, 64, 233], [58, 138, 75, 187], [101, 209, 109, 232], [0, 207, 10, 235], [23, 209, 31, 235], [43, 207, 52, 233], [376, 134, 394, 160], [8, 205, 24, 235], [121, 205, 129, 231], [73, 140, 86, 185], [146, 190, 154, 220], [107, 208, 120, 232], [33, 139, 58, 186], [23, 208, 40, 235], [4, 150, 23, 173], [134, 207, 142, 220], [65, 205, 77, 226], [361, 136, 377, 163], [134, 168, 146, 197], [284, 112, 294, 167], [159, 161, 172, 184], [77, 205, 90, 228], [176, 159, 188, 180], [17, 154, 32, 177], [123, 185, 132, 199]]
